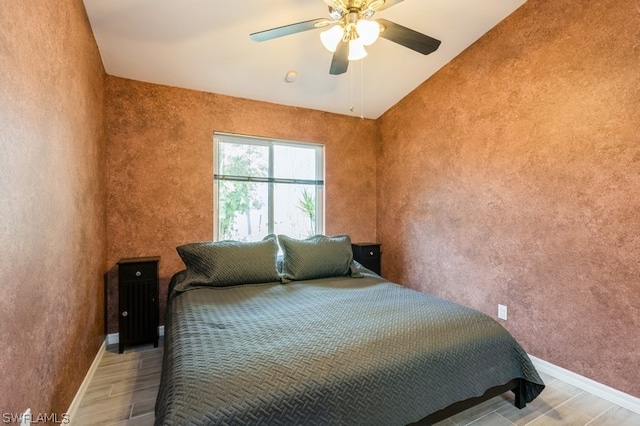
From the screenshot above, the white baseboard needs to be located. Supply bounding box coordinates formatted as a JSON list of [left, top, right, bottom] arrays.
[[67, 337, 639, 420], [66, 339, 106, 422], [529, 355, 640, 415], [106, 326, 165, 345], [69, 326, 165, 422]]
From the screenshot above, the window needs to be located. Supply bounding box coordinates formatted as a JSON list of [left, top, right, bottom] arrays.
[[214, 133, 324, 242]]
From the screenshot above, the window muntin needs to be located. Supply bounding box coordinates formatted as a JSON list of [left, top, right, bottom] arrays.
[[214, 133, 324, 242]]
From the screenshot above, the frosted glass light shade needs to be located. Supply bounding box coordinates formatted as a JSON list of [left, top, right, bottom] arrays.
[[348, 38, 368, 60], [356, 19, 380, 46], [320, 25, 344, 52]]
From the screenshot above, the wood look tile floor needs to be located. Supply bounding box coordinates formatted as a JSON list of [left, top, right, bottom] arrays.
[[74, 340, 640, 425]]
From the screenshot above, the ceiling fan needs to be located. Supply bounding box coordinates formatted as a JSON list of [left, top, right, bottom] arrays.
[[250, 0, 441, 75]]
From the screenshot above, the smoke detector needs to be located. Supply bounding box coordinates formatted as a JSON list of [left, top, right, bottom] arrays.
[[285, 70, 297, 83]]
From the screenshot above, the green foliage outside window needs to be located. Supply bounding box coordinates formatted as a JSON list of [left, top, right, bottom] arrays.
[[297, 188, 316, 237], [214, 133, 324, 241], [218, 148, 265, 239]]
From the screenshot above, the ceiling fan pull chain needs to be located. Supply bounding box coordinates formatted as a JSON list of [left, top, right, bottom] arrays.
[[360, 58, 364, 119], [349, 63, 355, 113]]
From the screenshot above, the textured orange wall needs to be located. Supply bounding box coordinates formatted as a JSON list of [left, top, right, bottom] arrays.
[[378, 0, 640, 397], [0, 0, 106, 417], [106, 77, 379, 333]]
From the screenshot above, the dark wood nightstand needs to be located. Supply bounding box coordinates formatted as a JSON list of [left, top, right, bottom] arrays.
[[351, 243, 381, 275], [117, 256, 160, 353]]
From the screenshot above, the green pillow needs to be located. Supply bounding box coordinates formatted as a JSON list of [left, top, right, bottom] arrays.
[[278, 234, 359, 282], [175, 234, 280, 290]]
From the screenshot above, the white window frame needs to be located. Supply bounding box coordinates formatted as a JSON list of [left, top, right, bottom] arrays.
[[213, 132, 325, 241]]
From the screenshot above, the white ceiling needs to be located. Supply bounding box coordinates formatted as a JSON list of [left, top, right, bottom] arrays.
[[83, 0, 526, 119]]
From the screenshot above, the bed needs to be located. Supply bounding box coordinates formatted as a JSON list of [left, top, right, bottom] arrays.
[[155, 234, 544, 425]]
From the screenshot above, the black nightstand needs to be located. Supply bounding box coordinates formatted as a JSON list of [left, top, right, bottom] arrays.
[[117, 256, 160, 353], [351, 243, 381, 275]]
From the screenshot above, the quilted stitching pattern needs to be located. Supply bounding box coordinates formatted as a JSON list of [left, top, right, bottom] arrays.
[[278, 234, 353, 282], [156, 275, 544, 425], [175, 235, 280, 289]]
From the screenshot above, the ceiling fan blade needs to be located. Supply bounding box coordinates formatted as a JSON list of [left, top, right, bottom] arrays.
[[329, 41, 349, 75], [250, 18, 331, 42], [376, 18, 441, 55], [373, 0, 405, 12]]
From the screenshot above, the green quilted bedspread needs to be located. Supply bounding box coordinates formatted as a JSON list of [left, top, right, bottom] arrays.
[[155, 274, 544, 425]]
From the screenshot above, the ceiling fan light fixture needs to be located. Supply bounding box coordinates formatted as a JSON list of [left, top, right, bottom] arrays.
[[356, 19, 380, 46], [328, 6, 345, 20], [320, 25, 344, 52], [250, 0, 442, 75], [348, 38, 368, 60]]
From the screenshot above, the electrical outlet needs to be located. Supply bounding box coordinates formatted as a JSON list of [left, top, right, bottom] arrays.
[[498, 304, 508, 320], [20, 409, 31, 426]]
